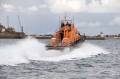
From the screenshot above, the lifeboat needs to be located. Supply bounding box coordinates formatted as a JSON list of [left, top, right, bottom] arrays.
[[46, 16, 86, 51]]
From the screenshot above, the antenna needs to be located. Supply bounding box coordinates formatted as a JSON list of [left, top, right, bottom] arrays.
[[65, 13, 66, 20], [59, 16, 60, 27], [73, 15, 74, 24], [7, 16, 9, 28]]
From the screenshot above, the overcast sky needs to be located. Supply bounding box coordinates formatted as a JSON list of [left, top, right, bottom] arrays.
[[0, 0, 120, 36]]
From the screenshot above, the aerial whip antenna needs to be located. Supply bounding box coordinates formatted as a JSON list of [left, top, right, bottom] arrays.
[[65, 13, 66, 20], [73, 15, 74, 25], [59, 16, 60, 27]]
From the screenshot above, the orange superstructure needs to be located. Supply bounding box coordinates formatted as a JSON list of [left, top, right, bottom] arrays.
[[50, 22, 81, 45], [46, 16, 85, 50]]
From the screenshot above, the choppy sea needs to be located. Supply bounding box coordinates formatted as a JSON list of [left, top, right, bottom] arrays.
[[0, 37, 120, 79]]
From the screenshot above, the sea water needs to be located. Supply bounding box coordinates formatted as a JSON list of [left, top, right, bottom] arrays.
[[0, 37, 120, 79]]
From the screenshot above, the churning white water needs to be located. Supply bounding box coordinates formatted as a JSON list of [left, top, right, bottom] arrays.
[[0, 38, 108, 66]]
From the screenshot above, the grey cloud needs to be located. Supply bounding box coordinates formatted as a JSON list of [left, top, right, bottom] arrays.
[[0, 0, 120, 36], [45, 0, 120, 13], [2, 3, 15, 12]]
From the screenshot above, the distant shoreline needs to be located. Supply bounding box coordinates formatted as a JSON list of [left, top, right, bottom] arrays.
[[0, 36, 119, 40]]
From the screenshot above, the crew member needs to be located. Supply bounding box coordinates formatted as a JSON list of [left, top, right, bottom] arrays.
[[61, 22, 64, 27]]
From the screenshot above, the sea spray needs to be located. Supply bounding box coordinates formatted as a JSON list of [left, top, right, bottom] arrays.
[[0, 37, 108, 66], [0, 43, 29, 65]]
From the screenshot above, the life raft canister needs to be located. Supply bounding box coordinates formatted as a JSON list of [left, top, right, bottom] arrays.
[[62, 38, 70, 45], [50, 38, 57, 44]]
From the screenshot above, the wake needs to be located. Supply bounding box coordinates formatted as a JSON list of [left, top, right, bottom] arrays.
[[0, 37, 108, 66]]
